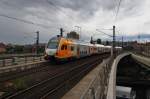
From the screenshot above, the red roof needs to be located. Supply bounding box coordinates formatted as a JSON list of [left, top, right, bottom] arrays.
[[0, 43, 6, 48]]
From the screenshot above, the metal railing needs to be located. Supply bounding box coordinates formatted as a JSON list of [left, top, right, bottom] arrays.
[[0, 54, 44, 67]]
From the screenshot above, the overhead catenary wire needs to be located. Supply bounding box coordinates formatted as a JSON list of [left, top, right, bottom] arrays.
[[96, 29, 113, 37], [96, 0, 123, 41], [0, 0, 74, 30], [96, 28, 124, 39], [114, 0, 122, 22], [0, 0, 56, 26], [112, 0, 118, 17], [46, 0, 74, 21], [0, 13, 57, 29], [111, 0, 123, 45]]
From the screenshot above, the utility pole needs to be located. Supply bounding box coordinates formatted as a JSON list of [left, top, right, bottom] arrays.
[[60, 28, 63, 37], [111, 26, 116, 57], [138, 34, 140, 43], [36, 31, 39, 54], [122, 36, 123, 48], [79, 27, 81, 39], [138, 34, 142, 53], [90, 36, 93, 44]]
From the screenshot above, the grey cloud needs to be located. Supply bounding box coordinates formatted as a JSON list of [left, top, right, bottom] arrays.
[[120, 0, 144, 16], [0, 0, 149, 44], [52, 0, 116, 11], [47, 0, 101, 19]]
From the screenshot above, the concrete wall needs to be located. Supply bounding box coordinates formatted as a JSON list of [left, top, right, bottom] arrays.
[[62, 53, 131, 99], [132, 54, 150, 68], [106, 53, 131, 99], [62, 57, 113, 99]]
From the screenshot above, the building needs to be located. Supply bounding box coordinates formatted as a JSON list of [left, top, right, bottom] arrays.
[[0, 43, 6, 53], [67, 31, 79, 40], [124, 41, 150, 57]]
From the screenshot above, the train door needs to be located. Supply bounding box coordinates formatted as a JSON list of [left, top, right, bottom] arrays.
[[67, 45, 71, 57], [70, 44, 75, 57], [59, 44, 68, 58], [77, 45, 80, 58], [88, 47, 90, 55]]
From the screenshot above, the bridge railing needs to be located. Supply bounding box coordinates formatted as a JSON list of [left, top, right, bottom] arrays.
[[81, 57, 114, 99], [0, 54, 44, 67]]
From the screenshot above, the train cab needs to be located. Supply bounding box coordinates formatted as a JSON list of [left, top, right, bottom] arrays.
[[44, 36, 76, 61], [44, 36, 60, 60]]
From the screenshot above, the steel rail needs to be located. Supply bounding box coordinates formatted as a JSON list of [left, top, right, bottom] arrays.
[[0, 61, 49, 82], [5, 55, 107, 99], [41, 58, 101, 99]]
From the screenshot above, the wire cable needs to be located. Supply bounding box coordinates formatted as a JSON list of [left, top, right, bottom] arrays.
[[0, 13, 56, 29], [0, 0, 55, 24], [115, 0, 122, 21], [46, 0, 74, 21], [96, 29, 113, 37]]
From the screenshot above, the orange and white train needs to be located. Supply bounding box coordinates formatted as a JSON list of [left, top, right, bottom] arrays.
[[44, 36, 122, 61]]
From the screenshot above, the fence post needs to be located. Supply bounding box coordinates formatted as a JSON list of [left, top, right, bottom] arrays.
[[3, 59, 5, 67], [40, 55, 42, 61], [25, 56, 27, 63], [33, 56, 35, 62], [12, 57, 15, 65]]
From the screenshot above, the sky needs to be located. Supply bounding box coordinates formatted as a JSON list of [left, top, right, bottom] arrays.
[[0, 0, 150, 44]]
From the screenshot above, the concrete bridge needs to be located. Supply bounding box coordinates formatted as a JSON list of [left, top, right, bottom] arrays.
[[62, 52, 150, 99]]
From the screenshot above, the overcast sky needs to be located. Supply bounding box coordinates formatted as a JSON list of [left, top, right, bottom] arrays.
[[0, 0, 150, 44]]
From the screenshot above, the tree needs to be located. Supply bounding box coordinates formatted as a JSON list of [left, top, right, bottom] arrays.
[[97, 39, 101, 44], [106, 41, 109, 45], [90, 36, 93, 44]]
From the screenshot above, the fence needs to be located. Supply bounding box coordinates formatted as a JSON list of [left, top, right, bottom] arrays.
[[0, 54, 44, 67]]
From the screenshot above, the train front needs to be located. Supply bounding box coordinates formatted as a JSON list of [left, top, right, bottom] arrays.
[[44, 36, 59, 61]]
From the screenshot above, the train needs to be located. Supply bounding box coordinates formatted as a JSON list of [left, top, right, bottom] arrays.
[[44, 36, 122, 62]]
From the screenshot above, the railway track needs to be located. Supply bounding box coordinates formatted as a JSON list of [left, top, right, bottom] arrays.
[[3, 54, 109, 99], [0, 54, 108, 82], [0, 62, 49, 82]]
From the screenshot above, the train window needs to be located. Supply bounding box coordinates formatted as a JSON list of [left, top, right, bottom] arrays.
[[65, 45, 67, 50], [71, 46, 74, 51], [61, 45, 67, 50], [47, 37, 58, 49], [61, 45, 65, 50]]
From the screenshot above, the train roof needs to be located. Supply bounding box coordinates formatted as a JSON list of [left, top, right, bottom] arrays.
[[94, 44, 105, 47], [51, 36, 106, 47], [115, 46, 122, 48], [72, 40, 92, 46], [104, 45, 112, 48]]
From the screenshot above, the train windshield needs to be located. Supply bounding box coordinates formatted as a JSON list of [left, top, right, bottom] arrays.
[[47, 37, 59, 49]]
